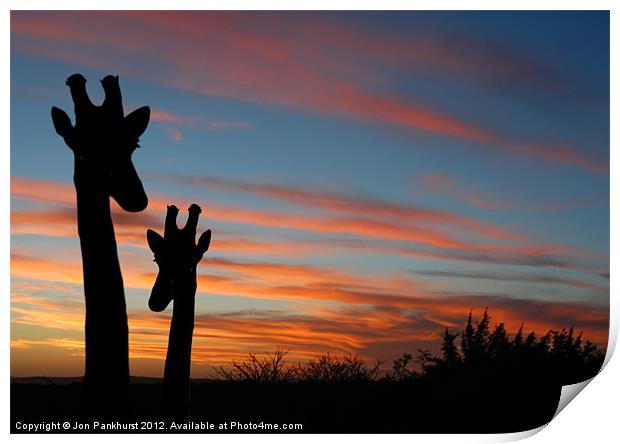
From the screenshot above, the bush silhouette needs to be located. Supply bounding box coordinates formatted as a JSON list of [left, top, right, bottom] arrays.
[[217, 310, 605, 386], [415, 309, 605, 386], [217, 348, 384, 383], [216, 348, 297, 383], [300, 353, 383, 383]]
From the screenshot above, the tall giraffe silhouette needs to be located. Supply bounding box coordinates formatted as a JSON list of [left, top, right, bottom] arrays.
[[147, 204, 211, 420], [51, 74, 150, 418]]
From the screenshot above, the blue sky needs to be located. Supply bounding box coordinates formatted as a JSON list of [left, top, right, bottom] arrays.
[[10, 11, 609, 376]]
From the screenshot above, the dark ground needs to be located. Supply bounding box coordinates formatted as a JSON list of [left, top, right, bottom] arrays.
[[11, 374, 561, 434], [13, 318, 602, 433]]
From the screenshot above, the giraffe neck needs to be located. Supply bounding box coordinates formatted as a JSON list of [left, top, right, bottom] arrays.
[[74, 161, 121, 275], [74, 157, 130, 418], [162, 269, 197, 420]]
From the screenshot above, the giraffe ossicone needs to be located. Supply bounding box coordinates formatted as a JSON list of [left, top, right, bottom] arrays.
[[51, 73, 150, 212], [147, 204, 212, 312]]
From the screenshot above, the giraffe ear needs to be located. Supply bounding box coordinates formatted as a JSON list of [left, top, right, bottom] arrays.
[[146, 229, 165, 255], [51, 106, 74, 138], [124, 106, 150, 139], [197, 229, 212, 255]]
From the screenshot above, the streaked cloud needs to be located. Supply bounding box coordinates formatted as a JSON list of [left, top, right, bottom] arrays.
[[12, 176, 599, 272], [418, 172, 509, 210], [151, 108, 250, 132], [153, 173, 522, 241], [10, 11, 606, 173], [11, 279, 609, 376], [413, 269, 607, 292]]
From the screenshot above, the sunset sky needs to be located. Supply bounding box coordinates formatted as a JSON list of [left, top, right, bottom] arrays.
[[10, 11, 609, 377]]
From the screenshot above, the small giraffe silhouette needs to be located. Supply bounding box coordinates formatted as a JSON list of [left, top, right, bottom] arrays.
[[147, 204, 212, 420], [51, 74, 150, 418]]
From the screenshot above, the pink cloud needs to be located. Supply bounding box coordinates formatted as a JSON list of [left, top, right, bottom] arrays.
[[11, 176, 600, 272], [164, 126, 182, 142], [10, 11, 606, 173], [150, 109, 203, 126], [419, 172, 510, 211]]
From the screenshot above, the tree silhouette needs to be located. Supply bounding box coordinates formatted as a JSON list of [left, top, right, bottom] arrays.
[[417, 310, 605, 387], [440, 328, 461, 368]]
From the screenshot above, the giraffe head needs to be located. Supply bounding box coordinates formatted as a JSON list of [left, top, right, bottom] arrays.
[[147, 204, 212, 312], [50, 73, 150, 212]]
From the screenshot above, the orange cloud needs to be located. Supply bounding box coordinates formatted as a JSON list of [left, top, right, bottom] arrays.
[[12, 176, 596, 272], [12, 245, 607, 339], [154, 173, 521, 242], [11, 171, 608, 377], [11, 252, 84, 286], [9, 177, 489, 250], [12, 176, 75, 206], [11, 283, 609, 377]]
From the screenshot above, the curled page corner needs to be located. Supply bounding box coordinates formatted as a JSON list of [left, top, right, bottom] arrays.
[[493, 424, 546, 442], [553, 377, 594, 420], [547, 315, 617, 427], [548, 321, 620, 420], [495, 377, 597, 442]]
